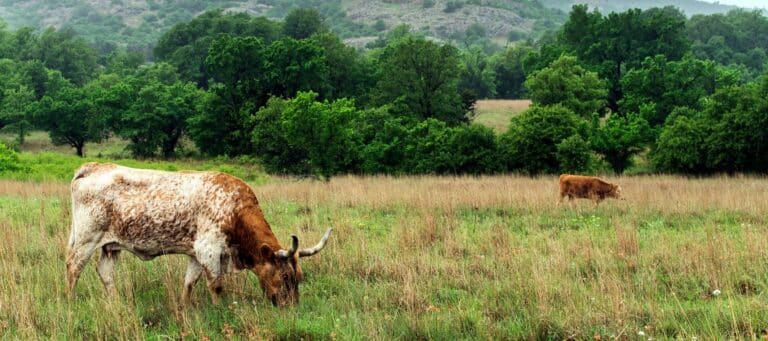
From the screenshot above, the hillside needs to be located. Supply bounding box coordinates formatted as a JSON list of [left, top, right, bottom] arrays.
[[540, 0, 737, 16], [0, 0, 749, 54]]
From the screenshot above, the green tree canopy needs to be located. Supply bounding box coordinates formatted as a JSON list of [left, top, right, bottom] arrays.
[[282, 7, 327, 39], [154, 10, 280, 87], [499, 105, 588, 175], [524, 54, 607, 117], [375, 36, 465, 124], [620, 54, 740, 127]]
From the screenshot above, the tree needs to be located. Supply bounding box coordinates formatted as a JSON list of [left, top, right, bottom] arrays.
[[590, 112, 652, 174], [556, 135, 593, 174], [282, 8, 326, 39], [0, 85, 35, 145], [354, 106, 413, 174], [264, 37, 329, 99], [375, 36, 465, 124], [557, 5, 690, 112], [458, 46, 496, 100], [309, 32, 375, 101], [37, 28, 98, 86], [491, 43, 533, 99], [499, 105, 588, 175], [251, 97, 310, 174], [524, 55, 607, 117], [620, 55, 740, 127], [110, 64, 203, 158], [35, 84, 106, 157], [703, 83, 768, 173], [251, 92, 360, 178], [154, 10, 280, 87], [279, 92, 360, 179], [651, 109, 712, 174], [687, 9, 768, 77]]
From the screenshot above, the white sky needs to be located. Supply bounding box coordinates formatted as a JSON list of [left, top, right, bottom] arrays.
[[701, 0, 768, 9]]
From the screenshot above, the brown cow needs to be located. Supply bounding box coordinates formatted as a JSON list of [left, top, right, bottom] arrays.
[[67, 162, 331, 306], [558, 174, 623, 205]]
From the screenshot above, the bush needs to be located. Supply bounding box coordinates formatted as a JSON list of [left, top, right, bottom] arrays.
[[444, 1, 464, 13], [446, 124, 502, 174], [556, 135, 593, 174], [651, 114, 711, 174], [0, 143, 21, 172], [499, 105, 588, 175]]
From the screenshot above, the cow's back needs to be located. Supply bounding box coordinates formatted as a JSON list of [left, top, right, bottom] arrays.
[[70, 163, 231, 251]]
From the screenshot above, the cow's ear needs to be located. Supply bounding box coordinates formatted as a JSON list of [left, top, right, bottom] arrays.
[[260, 244, 274, 262]]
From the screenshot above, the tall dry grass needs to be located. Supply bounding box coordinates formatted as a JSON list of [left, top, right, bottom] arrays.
[[1, 175, 768, 339]]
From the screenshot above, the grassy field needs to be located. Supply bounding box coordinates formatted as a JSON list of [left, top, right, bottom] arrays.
[[473, 99, 532, 133], [2, 170, 768, 339]]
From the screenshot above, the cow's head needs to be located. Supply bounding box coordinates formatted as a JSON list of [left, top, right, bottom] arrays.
[[256, 228, 332, 307], [610, 184, 623, 200]]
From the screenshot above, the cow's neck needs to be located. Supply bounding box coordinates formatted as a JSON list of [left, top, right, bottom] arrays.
[[235, 205, 284, 264]]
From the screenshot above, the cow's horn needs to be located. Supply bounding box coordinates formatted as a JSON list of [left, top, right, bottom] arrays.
[[299, 228, 332, 257], [276, 235, 299, 258]]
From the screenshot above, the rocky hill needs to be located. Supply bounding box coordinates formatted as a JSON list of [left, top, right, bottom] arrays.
[[0, 0, 748, 54], [540, 0, 737, 16]]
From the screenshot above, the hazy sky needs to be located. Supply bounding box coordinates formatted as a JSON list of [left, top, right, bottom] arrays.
[[701, 0, 767, 9]]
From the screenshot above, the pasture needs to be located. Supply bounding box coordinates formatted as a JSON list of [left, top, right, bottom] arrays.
[[1, 171, 768, 339], [472, 99, 532, 133]]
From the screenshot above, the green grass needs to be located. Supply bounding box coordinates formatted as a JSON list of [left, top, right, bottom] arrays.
[[0, 131, 268, 183], [2, 174, 768, 338]]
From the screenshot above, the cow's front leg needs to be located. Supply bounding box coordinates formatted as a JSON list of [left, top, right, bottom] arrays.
[[66, 234, 103, 298], [96, 248, 120, 296], [195, 237, 226, 304], [182, 257, 203, 305]]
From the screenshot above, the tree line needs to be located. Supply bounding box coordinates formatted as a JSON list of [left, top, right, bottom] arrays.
[[0, 6, 767, 177]]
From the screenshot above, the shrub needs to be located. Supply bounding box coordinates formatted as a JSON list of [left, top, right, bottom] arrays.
[[0, 143, 21, 172], [499, 105, 588, 175], [556, 135, 593, 174]]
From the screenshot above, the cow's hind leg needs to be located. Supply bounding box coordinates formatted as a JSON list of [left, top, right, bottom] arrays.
[[182, 257, 203, 305], [96, 247, 120, 296]]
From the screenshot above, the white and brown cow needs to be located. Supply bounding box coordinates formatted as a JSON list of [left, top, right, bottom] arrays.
[[66, 162, 331, 306]]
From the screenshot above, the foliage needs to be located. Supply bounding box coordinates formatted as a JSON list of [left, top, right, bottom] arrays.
[[557, 5, 690, 112], [499, 105, 587, 174], [458, 46, 496, 100], [620, 54, 740, 127], [491, 43, 533, 99], [688, 9, 768, 77], [375, 36, 465, 124], [524, 54, 607, 117], [0, 142, 21, 172], [282, 7, 327, 39], [154, 10, 281, 87], [590, 112, 653, 174], [108, 63, 204, 158], [34, 82, 107, 157], [556, 134, 593, 174], [251, 92, 359, 178], [651, 108, 711, 173], [652, 77, 768, 174]]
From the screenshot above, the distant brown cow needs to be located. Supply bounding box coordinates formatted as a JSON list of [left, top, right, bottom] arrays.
[[558, 174, 623, 205]]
